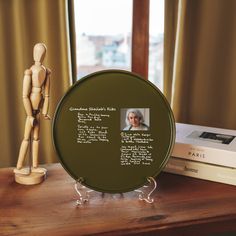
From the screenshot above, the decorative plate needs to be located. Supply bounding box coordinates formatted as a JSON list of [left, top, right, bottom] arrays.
[[53, 70, 175, 193]]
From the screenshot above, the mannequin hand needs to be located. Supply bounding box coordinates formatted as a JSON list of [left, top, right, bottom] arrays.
[[43, 114, 51, 120]]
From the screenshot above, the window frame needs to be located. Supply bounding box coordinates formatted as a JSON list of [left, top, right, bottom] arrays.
[[73, 0, 151, 81], [132, 0, 150, 80]]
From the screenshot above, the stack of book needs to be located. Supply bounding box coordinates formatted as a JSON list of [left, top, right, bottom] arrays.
[[164, 123, 236, 186]]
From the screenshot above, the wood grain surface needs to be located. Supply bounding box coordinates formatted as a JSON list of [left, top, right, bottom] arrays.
[[0, 163, 236, 236], [132, 0, 149, 80]]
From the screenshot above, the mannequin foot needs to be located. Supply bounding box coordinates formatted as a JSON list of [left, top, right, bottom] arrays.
[[13, 167, 30, 175], [31, 167, 47, 174]]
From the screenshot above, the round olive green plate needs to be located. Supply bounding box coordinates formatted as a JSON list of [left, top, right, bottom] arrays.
[[52, 70, 175, 193]]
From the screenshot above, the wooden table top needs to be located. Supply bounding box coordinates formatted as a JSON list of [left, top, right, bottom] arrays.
[[0, 163, 236, 236]]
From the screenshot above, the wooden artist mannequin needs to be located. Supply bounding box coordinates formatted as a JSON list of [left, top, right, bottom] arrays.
[[14, 43, 51, 185]]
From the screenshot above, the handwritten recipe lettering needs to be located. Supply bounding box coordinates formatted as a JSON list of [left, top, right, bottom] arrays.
[[70, 107, 116, 144], [69, 107, 154, 166], [120, 132, 154, 166]]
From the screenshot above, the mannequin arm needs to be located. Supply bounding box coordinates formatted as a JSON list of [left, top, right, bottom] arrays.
[[42, 69, 51, 117], [22, 69, 33, 117]]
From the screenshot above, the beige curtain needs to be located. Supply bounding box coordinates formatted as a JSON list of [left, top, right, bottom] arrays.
[[164, 0, 236, 130], [0, 0, 76, 168]]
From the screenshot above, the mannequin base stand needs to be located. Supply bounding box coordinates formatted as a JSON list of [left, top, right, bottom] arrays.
[[74, 177, 157, 205], [14, 167, 47, 185]]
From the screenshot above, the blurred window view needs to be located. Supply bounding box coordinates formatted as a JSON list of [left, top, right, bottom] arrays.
[[74, 0, 132, 79], [74, 0, 164, 90]]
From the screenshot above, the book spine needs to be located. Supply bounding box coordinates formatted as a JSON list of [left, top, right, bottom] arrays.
[[172, 143, 236, 168], [164, 157, 236, 186]]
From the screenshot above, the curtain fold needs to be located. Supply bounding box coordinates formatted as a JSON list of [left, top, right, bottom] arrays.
[[0, 0, 76, 167], [68, 0, 77, 83], [164, 0, 236, 129]]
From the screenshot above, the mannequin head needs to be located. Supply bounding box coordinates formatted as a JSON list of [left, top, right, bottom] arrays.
[[33, 43, 47, 63]]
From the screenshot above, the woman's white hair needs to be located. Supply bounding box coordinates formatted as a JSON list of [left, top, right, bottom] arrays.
[[125, 109, 144, 126]]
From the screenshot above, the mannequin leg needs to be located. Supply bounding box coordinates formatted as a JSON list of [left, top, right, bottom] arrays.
[[16, 116, 33, 170], [32, 114, 40, 168], [31, 114, 45, 174]]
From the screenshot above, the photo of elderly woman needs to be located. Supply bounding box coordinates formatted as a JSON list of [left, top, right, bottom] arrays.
[[121, 108, 150, 131]]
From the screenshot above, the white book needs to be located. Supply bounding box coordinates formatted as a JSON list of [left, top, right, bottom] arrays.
[[164, 157, 236, 186], [172, 123, 236, 168]]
